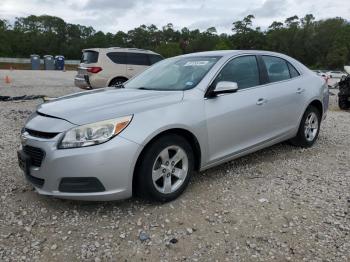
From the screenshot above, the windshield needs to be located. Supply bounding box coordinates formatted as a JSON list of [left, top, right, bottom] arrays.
[[124, 56, 221, 91]]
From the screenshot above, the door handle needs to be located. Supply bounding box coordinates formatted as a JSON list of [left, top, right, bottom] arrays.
[[296, 88, 305, 94], [127, 67, 134, 70], [256, 98, 267, 105]]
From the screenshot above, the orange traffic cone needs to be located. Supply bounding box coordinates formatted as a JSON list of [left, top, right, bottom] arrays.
[[5, 75, 11, 84]]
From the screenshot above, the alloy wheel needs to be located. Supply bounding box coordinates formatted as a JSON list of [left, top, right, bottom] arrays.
[[152, 146, 189, 194], [304, 112, 319, 142]]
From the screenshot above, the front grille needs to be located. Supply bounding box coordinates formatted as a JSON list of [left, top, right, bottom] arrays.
[[25, 128, 59, 139], [23, 146, 45, 167], [26, 173, 45, 188]]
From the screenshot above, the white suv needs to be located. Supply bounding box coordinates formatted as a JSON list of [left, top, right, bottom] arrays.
[[74, 47, 163, 89]]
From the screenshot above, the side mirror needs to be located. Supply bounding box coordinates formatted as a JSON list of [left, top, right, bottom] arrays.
[[210, 81, 238, 97]]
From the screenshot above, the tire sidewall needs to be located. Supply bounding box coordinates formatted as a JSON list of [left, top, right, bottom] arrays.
[[109, 78, 126, 87], [298, 106, 321, 147], [137, 135, 194, 202]]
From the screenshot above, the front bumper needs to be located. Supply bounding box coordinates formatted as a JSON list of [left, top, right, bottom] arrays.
[[18, 134, 142, 201]]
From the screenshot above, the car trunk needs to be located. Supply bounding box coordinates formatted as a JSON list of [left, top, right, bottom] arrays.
[[75, 50, 99, 89]]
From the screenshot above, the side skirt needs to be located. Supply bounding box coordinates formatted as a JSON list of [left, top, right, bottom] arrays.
[[199, 131, 295, 172]]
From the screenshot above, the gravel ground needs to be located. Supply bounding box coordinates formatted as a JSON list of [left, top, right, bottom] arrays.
[[0, 71, 349, 261], [0, 70, 77, 97]]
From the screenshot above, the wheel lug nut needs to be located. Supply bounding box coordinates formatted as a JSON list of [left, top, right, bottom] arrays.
[[165, 161, 169, 166], [171, 161, 175, 166], [172, 168, 175, 173], [162, 169, 166, 173]]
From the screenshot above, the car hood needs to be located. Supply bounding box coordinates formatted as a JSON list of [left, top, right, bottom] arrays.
[[37, 88, 184, 125]]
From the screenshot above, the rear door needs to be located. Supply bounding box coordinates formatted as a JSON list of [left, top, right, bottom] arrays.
[[106, 52, 127, 77], [258, 55, 305, 134], [126, 52, 150, 78]]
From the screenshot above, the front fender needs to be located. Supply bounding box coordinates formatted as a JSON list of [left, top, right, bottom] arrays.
[[120, 97, 209, 167]]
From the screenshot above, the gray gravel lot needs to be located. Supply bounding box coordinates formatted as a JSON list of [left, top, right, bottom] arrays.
[[0, 70, 349, 261]]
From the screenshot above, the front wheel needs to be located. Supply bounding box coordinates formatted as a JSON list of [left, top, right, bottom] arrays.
[[135, 134, 194, 202], [290, 106, 321, 148]]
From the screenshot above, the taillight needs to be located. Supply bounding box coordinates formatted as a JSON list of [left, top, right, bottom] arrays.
[[87, 67, 102, 73]]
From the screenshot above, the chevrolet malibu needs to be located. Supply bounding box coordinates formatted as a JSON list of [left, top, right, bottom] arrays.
[[18, 50, 329, 202]]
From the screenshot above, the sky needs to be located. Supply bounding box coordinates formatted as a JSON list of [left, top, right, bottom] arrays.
[[0, 0, 349, 33]]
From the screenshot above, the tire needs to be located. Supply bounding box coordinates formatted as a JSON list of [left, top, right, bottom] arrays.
[[290, 105, 321, 148], [108, 77, 127, 87], [135, 134, 194, 202], [338, 96, 350, 110]]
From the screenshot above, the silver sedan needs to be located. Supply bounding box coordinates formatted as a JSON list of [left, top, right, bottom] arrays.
[[18, 50, 329, 202]]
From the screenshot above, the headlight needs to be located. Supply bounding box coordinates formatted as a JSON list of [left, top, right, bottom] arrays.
[[58, 115, 132, 149]]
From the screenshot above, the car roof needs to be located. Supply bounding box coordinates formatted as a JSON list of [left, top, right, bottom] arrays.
[[180, 50, 309, 73], [181, 50, 294, 58], [82, 47, 160, 55]]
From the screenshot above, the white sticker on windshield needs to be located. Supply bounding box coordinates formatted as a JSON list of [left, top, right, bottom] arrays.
[[184, 61, 209, 66]]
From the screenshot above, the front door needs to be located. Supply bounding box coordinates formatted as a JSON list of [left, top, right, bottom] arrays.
[[205, 55, 272, 163]]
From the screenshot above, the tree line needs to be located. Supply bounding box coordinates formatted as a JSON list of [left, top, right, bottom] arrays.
[[0, 14, 349, 69]]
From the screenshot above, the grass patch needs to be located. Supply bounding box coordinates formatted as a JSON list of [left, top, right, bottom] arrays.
[[0, 63, 78, 71]]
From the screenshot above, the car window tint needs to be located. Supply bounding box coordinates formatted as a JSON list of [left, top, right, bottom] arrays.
[[106, 52, 127, 64], [81, 51, 98, 64], [149, 54, 163, 65], [288, 62, 300, 78], [127, 53, 149, 66], [214, 55, 260, 89], [262, 56, 290, 83]]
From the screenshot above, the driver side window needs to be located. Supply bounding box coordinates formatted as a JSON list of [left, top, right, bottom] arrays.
[[213, 55, 260, 89]]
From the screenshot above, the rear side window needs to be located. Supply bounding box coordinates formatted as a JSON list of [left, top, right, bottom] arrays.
[[81, 51, 98, 64], [107, 52, 127, 64], [148, 54, 163, 65], [127, 53, 149, 66], [214, 55, 260, 89], [288, 62, 300, 78], [262, 56, 290, 83]]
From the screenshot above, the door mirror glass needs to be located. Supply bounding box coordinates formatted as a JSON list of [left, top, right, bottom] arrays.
[[212, 81, 238, 96]]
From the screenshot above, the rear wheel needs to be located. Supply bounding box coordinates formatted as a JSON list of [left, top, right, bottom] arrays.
[[290, 106, 321, 148], [109, 77, 127, 87], [135, 134, 194, 202]]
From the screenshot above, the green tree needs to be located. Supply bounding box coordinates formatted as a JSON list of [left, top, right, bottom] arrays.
[[0, 19, 12, 56], [155, 42, 182, 57], [326, 43, 348, 69], [0, 13, 349, 69], [232, 15, 265, 49]]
